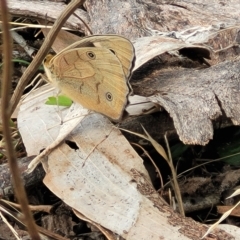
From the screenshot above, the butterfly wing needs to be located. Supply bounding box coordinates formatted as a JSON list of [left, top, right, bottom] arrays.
[[46, 47, 129, 121], [58, 35, 135, 80]]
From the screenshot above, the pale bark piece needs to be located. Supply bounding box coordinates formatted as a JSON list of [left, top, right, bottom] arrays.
[[136, 58, 240, 145], [18, 84, 91, 172], [26, 104, 90, 172], [218, 225, 240, 239], [18, 84, 71, 157], [42, 118, 144, 236], [8, 0, 90, 33], [125, 95, 157, 116]]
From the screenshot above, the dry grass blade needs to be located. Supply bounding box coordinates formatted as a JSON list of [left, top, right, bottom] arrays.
[[120, 126, 185, 215], [0, 204, 69, 240], [119, 126, 169, 161], [226, 188, 240, 199], [141, 126, 184, 216], [131, 142, 164, 190], [163, 133, 185, 216], [1, 199, 53, 214], [0, 210, 20, 240], [0, 21, 73, 31], [202, 201, 240, 239], [141, 125, 169, 162]]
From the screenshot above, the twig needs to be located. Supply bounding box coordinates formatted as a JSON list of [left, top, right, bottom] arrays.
[[10, 0, 86, 115], [0, 0, 40, 239], [73, 12, 93, 35]]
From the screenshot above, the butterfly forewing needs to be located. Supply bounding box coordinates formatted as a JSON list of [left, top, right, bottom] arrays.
[[49, 47, 129, 121], [58, 35, 135, 79]]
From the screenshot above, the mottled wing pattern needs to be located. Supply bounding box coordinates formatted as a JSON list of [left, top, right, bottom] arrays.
[[58, 35, 135, 80], [45, 47, 129, 121]]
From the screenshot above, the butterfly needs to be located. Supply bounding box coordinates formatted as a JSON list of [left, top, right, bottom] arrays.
[[43, 35, 135, 121]]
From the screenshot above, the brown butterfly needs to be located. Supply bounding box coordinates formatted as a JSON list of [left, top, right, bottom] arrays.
[[43, 35, 135, 121]]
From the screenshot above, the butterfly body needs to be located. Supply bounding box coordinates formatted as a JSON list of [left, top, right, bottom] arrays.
[[44, 35, 135, 121]]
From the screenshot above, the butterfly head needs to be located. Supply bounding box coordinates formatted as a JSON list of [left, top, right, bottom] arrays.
[[43, 54, 56, 84]]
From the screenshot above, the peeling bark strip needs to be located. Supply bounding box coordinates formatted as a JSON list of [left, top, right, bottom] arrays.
[[136, 58, 240, 145]]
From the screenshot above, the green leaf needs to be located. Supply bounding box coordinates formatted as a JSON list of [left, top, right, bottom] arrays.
[[45, 95, 72, 107]]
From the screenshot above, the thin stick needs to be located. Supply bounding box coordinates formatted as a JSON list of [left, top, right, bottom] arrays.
[[73, 12, 93, 35], [10, 0, 86, 115], [0, 1, 40, 239]]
